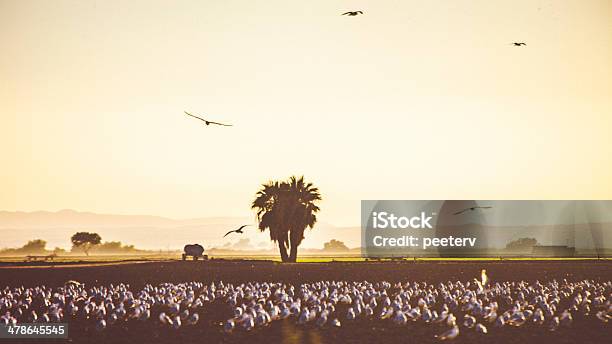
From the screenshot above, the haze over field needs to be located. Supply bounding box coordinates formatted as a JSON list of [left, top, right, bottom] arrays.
[[0, 209, 359, 251], [1, 0, 611, 243], [1, 208, 609, 252]]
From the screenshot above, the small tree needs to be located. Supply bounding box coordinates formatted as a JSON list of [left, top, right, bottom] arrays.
[[53, 247, 67, 255], [323, 239, 349, 251], [71, 232, 101, 256], [20, 239, 48, 254], [506, 237, 538, 251]]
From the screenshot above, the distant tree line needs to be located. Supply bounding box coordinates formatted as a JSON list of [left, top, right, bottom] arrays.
[[505, 237, 539, 251], [0, 239, 65, 255], [0, 232, 149, 256]]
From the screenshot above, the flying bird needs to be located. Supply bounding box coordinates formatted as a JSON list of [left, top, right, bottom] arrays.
[[342, 11, 363, 16], [512, 42, 526, 46], [223, 225, 250, 238], [184, 111, 232, 126], [453, 206, 493, 215]]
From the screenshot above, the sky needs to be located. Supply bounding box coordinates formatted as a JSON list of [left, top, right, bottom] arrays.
[[1, 0, 611, 228]]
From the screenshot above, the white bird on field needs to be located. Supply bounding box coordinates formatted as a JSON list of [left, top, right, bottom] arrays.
[[436, 326, 460, 340], [346, 307, 356, 320], [224, 319, 235, 333], [316, 310, 329, 327], [95, 319, 106, 331], [463, 315, 476, 328], [475, 323, 488, 333], [549, 317, 560, 331], [187, 313, 199, 325], [393, 311, 407, 325]]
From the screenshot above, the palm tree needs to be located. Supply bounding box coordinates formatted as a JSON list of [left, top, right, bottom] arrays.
[[285, 176, 321, 262], [251, 181, 290, 261], [251, 176, 321, 262]]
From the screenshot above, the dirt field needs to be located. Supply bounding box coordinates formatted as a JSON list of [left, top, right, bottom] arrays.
[[1, 260, 610, 343]]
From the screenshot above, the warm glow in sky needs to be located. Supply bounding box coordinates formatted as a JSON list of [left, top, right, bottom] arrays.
[[1, 0, 611, 226]]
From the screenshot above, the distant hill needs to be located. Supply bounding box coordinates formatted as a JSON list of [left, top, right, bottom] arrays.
[[0, 209, 232, 228]]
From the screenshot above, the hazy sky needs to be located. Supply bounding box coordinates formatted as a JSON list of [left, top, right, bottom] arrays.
[[1, 0, 611, 226]]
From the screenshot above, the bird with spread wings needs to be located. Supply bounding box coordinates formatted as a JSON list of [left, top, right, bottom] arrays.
[[453, 206, 493, 215], [342, 11, 364, 16], [223, 225, 250, 238], [184, 111, 232, 126], [512, 42, 527, 46]]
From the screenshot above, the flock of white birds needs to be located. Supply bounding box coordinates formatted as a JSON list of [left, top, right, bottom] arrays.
[[0, 270, 610, 340]]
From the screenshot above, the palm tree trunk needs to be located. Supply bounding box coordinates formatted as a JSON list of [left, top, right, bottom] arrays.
[[278, 241, 289, 262], [288, 241, 298, 262], [288, 231, 299, 262]]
